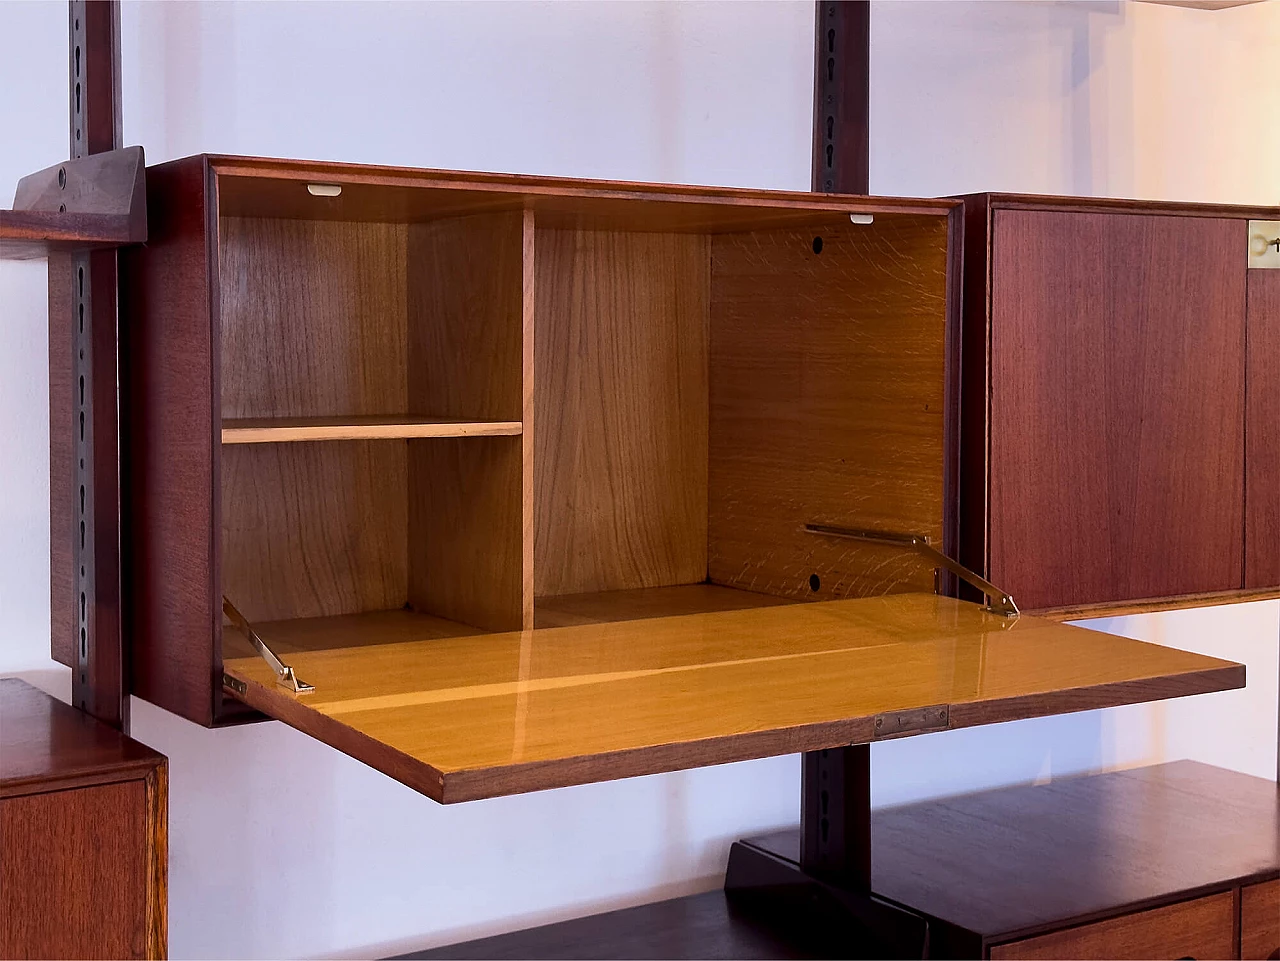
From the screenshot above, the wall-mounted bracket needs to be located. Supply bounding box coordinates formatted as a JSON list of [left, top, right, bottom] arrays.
[[222, 597, 315, 694], [804, 523, 1020, 617]]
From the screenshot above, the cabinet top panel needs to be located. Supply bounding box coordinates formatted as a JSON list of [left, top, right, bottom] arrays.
[[223, 594, 1241, 804], [166, 154, 959, 231], [0, 679, 165, 795], [962, 191, 1280, 221]]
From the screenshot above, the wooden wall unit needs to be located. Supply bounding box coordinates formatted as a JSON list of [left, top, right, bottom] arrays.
[[961, 194, 1280, 616], [0, 679, 167, 960], [101, 156, 1246, 808]]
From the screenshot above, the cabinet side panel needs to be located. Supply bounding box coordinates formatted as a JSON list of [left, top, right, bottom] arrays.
[[1246, 270, 1280, 589], [49, 252, 75, 666], [120, 158, 217, 725], [989, 211, 1246, 610], [708, 217, 950, 601], [0, 781, 150, 959], [533, 229, 709, 597]]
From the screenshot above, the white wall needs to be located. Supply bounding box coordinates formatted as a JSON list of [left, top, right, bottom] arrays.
[[1, 2, 1277, 958]]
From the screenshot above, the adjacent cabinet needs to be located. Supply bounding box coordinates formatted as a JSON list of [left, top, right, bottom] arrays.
[[959, 194, 1280, 615]]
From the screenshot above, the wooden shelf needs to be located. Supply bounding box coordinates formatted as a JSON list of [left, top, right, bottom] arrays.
[[223, 593, 1242, 804], [220, 415, 523, 444]]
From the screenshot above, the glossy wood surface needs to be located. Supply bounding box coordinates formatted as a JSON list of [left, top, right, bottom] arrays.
[[988, 892, 1235, 961], [0, 679, 163, 791], [1246, 269, 1280, 589], [533, 228, 709, 597], [221, 415, 522, 444], [1241, 879, 1280, 960], [224, 595, 1241, 802], [708, 215, 955, 602], [988, 209, 1246, 610]]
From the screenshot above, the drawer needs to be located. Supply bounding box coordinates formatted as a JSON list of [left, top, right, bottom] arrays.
[[1242, 879, 1280, 961], [989, 891, 1235, 961]]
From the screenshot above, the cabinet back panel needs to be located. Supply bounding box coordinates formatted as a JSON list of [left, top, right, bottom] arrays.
[[989, 211, 1245, 609], [708, 217, 950, 601], [219, 217, 409, 419], [221, 441, 409, 622], [533, 228, 710, 597]]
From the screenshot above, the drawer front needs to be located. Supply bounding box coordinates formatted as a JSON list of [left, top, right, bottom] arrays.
[[1242, 879, 1280, 960], [990, 891, 1235, 960]]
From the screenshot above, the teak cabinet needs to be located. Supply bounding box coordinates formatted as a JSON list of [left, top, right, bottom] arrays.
[[959, 194, 1280, 615], [0, 679, 167, 960], [46, 156, 1245, 803]]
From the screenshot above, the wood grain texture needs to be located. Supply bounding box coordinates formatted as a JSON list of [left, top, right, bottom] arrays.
[[1246, 270, 1280, 589], [988, 893, 1234, 960], [988, 210, 1247, 610], [408, 436, 526, 631], [534, 583, 794, 628], [223, 607, 487, 661], [219, 216, 408, 420], [49, 251, 74, 668], [534, 228, 709, 596], [407, 210, 532, 629], [222, 415, 522, 444], [1241, 879, 1280, 960], [0, 680, 167, 960], [709, 216, 953, 602], [856, 760, 1280, 944], [221, 440, 409, 622], [223, 595, 1241, 803], [119, 155, 220, 725], [0, 782, 150, 959]]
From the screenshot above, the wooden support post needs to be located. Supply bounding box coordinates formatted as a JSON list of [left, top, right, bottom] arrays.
[[800, 744, 872, 892]]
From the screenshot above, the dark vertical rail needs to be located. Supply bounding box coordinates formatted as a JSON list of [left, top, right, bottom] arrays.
[[812, 1, 870, 195], [800, 0, 875, 891], [66, 0, 128, 730]]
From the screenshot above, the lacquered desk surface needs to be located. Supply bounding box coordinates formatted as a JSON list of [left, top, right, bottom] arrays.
[[224, 594, 1243, 803]]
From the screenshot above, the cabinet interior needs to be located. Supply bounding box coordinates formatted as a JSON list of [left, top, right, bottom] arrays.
[[215, 175, 953, 662]]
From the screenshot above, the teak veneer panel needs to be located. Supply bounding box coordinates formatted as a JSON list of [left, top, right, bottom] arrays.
[[221, 415, 523, 443], [1241, 879, 1280, 960], [223, 594, 1242, 803], [988, 210, 1246, 610], [534, 228, 709, 597], [709, 216, 956, 602], [220, 217, 409, 420], [1246, 270, 1280, 589], [988, 892, 1235, 961], [222, 441, 409, 623]]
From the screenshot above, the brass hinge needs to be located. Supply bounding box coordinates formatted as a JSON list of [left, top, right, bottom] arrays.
[[804, 524, 1020, 617], [874, 705, 949, 739], [222, 596, 314, 694]]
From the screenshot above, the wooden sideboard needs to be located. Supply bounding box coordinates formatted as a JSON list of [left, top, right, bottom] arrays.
[[0, 678, 167, 959], [416, 762, 1279, 960]]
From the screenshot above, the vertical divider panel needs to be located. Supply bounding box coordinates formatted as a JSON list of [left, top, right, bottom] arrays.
[[406, 210, 532, 632]]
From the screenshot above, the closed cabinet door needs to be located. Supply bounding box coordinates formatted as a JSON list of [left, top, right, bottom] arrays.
[[989, 210, 1247, 611]]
